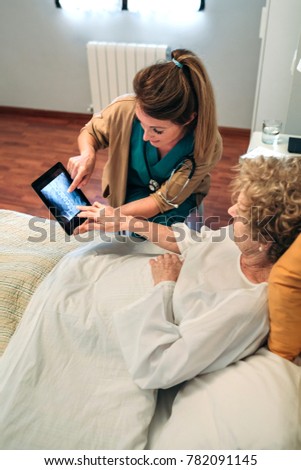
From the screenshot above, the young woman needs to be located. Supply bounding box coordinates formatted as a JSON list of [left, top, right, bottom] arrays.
[[67, 49, 222, 226]]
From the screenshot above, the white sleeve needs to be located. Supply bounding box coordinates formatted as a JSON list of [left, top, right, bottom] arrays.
[[113, 283, 269, 390], [172, 223, 229, 255]]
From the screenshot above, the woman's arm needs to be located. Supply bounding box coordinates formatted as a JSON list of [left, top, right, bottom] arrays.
[[75, 203, 181, 253], [120, 195, 160, 219], [67, 129, 98, 192], [113, 285, 269, 390]]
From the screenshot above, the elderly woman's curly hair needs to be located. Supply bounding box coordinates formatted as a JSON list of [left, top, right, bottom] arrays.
[[230, 156, 301, 263]]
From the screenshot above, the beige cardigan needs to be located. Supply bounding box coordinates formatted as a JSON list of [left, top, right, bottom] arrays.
[[83, 95, 223, 212]]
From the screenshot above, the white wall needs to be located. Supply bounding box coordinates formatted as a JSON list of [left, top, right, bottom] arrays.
[[286, 32, 301, 135], [251, 0, 301, 133], [0, 0, 266, 128]]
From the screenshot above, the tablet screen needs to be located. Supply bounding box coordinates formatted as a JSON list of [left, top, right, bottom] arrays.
[[32, 162, 91, 234], [41, 172, 86, 221]]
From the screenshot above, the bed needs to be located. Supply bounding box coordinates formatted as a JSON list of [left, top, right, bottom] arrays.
[[0, 209, 300, 450]]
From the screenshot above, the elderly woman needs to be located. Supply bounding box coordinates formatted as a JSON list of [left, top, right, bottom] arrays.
[[76, 156, 301, 389]]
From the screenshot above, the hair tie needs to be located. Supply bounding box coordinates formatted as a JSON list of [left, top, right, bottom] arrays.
[[172, 58, 183, 69]]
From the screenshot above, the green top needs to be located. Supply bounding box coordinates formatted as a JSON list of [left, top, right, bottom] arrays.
[[126, 120, 196, 226]]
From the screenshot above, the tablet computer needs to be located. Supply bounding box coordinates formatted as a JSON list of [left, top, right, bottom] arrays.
[[31, 162, 91, 235]]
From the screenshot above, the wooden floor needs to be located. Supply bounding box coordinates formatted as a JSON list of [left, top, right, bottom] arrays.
[[0, 108, 250, 229]]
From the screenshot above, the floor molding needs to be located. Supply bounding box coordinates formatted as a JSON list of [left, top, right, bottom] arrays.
[[0, 106, 91, 121], [0, 106, 251, 135]]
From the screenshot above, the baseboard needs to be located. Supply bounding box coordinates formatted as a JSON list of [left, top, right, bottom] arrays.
[[0, 106, 91, 121], [218, 126, 251, 138], [0, 106, 251, 137]]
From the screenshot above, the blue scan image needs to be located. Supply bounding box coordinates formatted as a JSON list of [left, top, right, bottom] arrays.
[[41, 173, 86, 221]]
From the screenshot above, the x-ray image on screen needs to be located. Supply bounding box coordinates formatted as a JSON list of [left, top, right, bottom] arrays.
[[41, 173, 86, 221]]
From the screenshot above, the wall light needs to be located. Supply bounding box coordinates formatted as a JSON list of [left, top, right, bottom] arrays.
[[55, 0, 121, 12], [126, 0, 204, 13], [126, 0, 204, 19], [55, 1, 205, 12]]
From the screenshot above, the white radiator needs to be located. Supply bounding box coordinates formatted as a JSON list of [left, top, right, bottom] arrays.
[[87, 41, 169, 113]]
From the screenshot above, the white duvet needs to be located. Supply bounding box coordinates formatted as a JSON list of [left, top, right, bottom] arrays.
[[0, 235, 165, 450]]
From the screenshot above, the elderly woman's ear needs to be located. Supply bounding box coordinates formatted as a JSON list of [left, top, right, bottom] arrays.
[[258, 241, 273, 253]]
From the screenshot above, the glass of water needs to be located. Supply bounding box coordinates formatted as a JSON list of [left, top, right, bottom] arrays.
[[262, 119, 282, 145]]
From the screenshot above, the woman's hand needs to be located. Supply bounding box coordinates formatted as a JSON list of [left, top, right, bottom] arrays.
[[74, 202, 128, 235], [67, 153, 96, 192], [149, 254, 183, 286]]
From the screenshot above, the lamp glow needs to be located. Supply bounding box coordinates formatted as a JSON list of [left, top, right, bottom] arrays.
[[58, 0, 120, 13], [127, 0, 201, 15]]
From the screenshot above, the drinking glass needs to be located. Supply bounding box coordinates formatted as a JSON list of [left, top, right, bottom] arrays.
[[262, 120, 282, 145]]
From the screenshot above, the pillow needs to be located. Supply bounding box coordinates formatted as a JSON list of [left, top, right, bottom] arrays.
[[268, 233, 301, 361], [148, 347, 301, 450], [0, 210, 81, 356]]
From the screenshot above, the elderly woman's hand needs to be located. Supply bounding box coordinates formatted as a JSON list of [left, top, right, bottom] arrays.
[[74, 202, 127, 235], [149, 254, 183, 286]]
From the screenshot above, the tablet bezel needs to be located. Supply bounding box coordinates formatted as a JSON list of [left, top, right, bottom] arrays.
[[31, 162, 91, 235]]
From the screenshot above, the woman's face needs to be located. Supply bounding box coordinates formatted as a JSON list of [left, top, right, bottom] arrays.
[[135, 104, 186, 150], [228, 192, 259, 254]]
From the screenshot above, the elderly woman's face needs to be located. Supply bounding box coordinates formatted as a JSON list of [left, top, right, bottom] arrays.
[[228, 192, 258, 254]]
